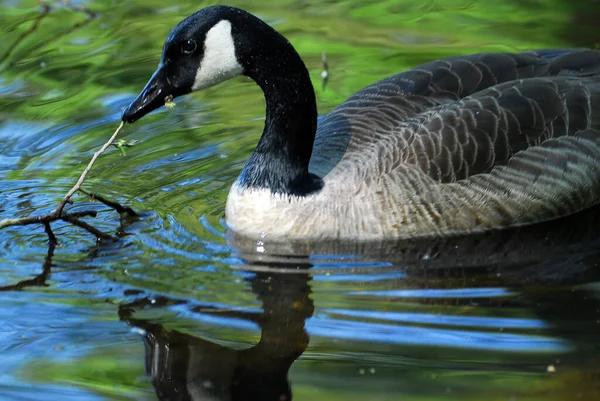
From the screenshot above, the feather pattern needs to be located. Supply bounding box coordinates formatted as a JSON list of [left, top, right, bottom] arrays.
[[229, 49, 600, 239]]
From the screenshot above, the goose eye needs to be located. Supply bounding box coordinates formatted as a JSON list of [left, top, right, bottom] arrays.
[[181, 39, 197, 54]]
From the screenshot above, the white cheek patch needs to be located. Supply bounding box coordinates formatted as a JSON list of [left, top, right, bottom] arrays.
[[192, 20, 243, 91]]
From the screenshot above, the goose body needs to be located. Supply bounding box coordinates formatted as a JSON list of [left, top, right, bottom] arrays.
[[123, 6, 600, 240]]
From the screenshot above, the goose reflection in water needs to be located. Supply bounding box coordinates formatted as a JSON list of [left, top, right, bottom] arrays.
[[115, 205, 600, 401], [119, 269, 313, 401]]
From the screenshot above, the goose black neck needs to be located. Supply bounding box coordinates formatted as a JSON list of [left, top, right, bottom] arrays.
[[233, 18, 323, 196]]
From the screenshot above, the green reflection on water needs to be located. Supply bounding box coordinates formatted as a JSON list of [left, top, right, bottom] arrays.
[[2, 1, 600, 400]]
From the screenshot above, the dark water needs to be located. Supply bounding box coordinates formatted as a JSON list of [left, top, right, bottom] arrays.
[[2, 1, 600, 400]]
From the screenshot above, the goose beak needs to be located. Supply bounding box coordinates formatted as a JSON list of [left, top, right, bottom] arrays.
[[122, 66, 171, 123]]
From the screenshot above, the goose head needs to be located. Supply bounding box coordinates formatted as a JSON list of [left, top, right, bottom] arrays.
[[122, 6, 254, 123], [122, 5, 320, 196]]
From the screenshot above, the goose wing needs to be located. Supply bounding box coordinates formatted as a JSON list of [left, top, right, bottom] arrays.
[[310, 49, 600, 234], [387, 75, 600, 183], [310, 49, 600, 178]]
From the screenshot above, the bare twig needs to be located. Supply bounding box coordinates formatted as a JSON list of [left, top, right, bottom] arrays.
[[0, 209, 115, 239], [1, 5, 135, 248], [54, 121, 125, 216], [0, 210, 97, 230], [62, 215, 114, 240], [0, 121, 130, 244], [79, 188, 139, 217]]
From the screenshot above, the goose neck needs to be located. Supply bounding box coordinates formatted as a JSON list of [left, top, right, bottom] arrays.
[[237, 42, 320, 196]]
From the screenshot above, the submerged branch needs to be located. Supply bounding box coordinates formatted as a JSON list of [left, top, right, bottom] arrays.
[[0, 210, 98, 230], [1, 4, 136, 249], [0, 243, 55, 292], [0, 121, 132, 243], [44, 222, 57, 245], [79, 188, 139, 217], [62, 215, 115, 240]]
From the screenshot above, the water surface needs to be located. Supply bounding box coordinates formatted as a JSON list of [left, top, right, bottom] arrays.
[[2, 1, 600, 400]]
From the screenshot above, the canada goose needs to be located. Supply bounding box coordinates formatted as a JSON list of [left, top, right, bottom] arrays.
[[122, 5, 600, 240]]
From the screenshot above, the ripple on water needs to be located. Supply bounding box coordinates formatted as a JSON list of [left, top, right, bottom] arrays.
[[305, 317, 568, 352]]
